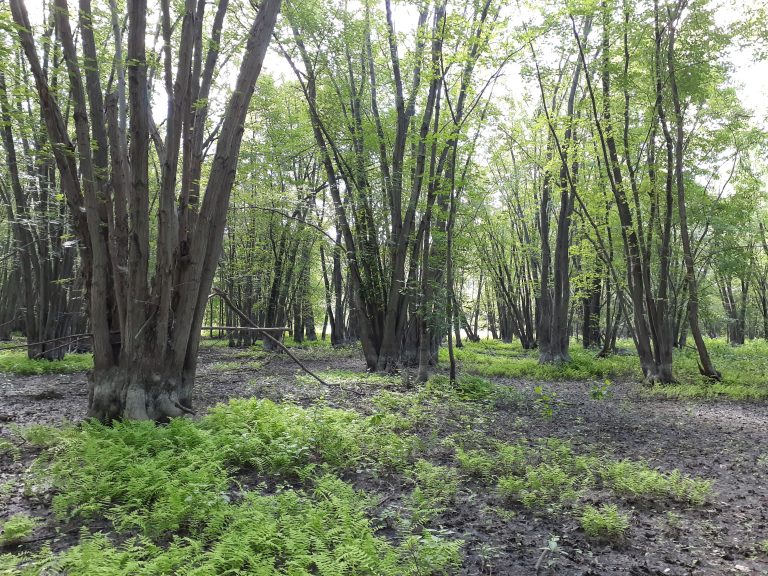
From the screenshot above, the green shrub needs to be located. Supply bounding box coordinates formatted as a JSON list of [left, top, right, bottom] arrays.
[[0, 438, 20, 460], [590, 379, 612, 400], [533, 386, 557, 418], [535, 438, 600, 481], [600, 460, 712, 504], [22, 399, 422, 539], [424, 374, 454, 396], [4, 399, 460, 574], [0, 514, 40, 546], [455, 442, 527, 481], [203, 398, 418, 474], [19, 424, 64, 448], [0, 478, 462, 575], [455, 375, 495, 401], [461, 438, 708, 519], [455, 447, 496, 479], [580, 504, 630, 541], [409, 460, 459, 525], [398, 532, 462, 575], [39, 418, 229, 536], [497, 443, 528, 476], [491, 385, 526, 409], [498, 463, 579, 509]]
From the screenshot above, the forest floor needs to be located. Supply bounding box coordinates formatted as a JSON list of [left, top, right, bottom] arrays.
[[0, 339, 767, 575]]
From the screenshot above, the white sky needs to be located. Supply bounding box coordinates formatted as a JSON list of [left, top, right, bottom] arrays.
[[713, 0, 768, 127]]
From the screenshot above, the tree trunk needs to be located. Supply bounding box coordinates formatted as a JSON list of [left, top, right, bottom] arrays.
[[667, 12, 719, 380], [582, 273, 601, 348]]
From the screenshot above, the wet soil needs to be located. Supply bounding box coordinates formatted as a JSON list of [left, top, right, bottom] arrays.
[[1, 344, 767, 575]]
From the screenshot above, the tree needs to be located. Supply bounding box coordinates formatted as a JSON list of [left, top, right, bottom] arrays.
[[666, 0, 719, 378], [280, 0, 500, 373], [10, 0, 281, 421], [530, 13, 592, 364]]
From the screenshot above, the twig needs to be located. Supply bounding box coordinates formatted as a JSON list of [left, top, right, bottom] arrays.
[[212, 288, 364, 396], [200, 325, 289, 332], [173, 401, 196, 415], [0, 333, 94, 353], [534, 547, 549, 575]]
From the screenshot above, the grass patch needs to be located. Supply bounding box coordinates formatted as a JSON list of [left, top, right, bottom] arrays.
[[441, 340, 638, 381], [0, 351, 93, 375], [426, 374, 496, 401], [645, 338, 768, 399], [283, 336, 330, 348], [233, 349, 267, 360], [441, 338, 768, 400], [198, 337, 232, 348], [208, 360, 262, 372]]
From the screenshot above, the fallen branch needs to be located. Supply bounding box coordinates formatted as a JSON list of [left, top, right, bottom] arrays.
[[0, 333, 95, 355], [201, 326, 289, 332], [173, 400, 197, 416], [534, 547, 549, 575], [212, 288, 363, 395]]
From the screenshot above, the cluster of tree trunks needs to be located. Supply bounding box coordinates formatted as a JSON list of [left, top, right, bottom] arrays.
[[279, 0, 497, 377], [0, 65, 79, 359], [10, 0, 281, 421]]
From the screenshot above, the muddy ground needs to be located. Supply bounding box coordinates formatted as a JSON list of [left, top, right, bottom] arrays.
[[1, 344, 767, 575]]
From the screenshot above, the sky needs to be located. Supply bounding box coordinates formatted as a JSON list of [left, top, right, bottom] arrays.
[[713, 0, 768, 127]]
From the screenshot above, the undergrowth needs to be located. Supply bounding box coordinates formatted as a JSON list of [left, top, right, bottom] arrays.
[[439, 340, 638, 381], [0, 351, 93, 375], [409, 460, 459, 526], [580, 504, 630, 542], [440, 338, 768, 400], [0, 514, 40, 546], [454, 437, 710, 534], [601, 460, 712, 504], [1, 399, 460, 574], [297, 369, 402, 389], [0, 340, 734, 572]]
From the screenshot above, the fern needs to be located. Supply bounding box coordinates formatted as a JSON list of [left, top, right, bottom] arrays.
[[4, 398, 462, 575]]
